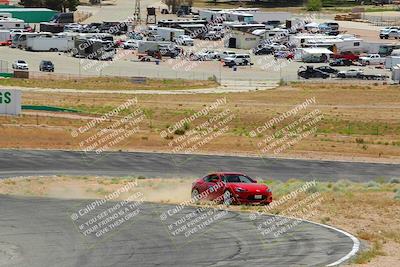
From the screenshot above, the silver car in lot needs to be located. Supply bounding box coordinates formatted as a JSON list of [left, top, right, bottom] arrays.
[[337, 69, 363, 79], [223, 54, 251, 66]]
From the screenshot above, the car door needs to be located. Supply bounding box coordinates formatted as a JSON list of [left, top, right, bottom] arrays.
[[203, 174, 221, 199]]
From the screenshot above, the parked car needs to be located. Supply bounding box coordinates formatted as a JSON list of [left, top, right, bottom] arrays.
[[266, 42, 287, 51], [39, 60, 54, 72], [332, 51, 359, 61], [175, 35, 194, 46], [274, 50, 294, 59], [218, 50, 236, 59], [126, 31, 144, 40], [64, 23, 83, 32], [81, 23, 101, 33], [200, 31, 222, 40], [123, 39, 139, 49], [223, 54, 251, 67], [12, 60, 28, 70], [158, 45, 181, 58], [337, 69, 363, 79], [315, 66, 339, 74], [147, 34, 163, 41], [297, 66, 330, 79], [319, 22, 339, 36], [254, 46, 274, 55], [379, 27, 400, 39], [359, 54, 385, 65], [191, 50, 218, 61], [304, 54, 328, 63], [191, 172, 273, 205], [329, 58, 353, 66]]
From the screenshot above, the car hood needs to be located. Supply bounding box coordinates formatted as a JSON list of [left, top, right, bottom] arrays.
[[227, 183, 268, 193]]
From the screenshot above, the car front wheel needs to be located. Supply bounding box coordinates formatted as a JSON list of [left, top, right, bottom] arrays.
[[223, 190, 233, 206]]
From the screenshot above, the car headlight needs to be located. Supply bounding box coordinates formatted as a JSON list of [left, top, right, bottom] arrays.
[[235, 187, 247, 192]]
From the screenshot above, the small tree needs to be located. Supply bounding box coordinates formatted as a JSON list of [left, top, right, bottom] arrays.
[[306, 0, 322, 11]]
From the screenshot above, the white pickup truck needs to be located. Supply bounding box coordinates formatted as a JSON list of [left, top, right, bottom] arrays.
[[359, 54, 385, 65]]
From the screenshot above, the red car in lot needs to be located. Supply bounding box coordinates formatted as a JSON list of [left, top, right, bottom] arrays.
[[332, 51, 359, 62], [191, 172, 272, 205]]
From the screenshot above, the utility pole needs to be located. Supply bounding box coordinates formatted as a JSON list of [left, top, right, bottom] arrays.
[[133, 0, 141, 27]]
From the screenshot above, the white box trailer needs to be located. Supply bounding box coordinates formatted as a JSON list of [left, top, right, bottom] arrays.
[[12, 32, 52, 49], [26, 35, 74, 52], [0, 29, 10, 45], [251, 12, 291, 23], [156, 27, 185, 41], [391, 64, 400, 82], [385, 56, 400, 69], [138, 41, 174, 53]]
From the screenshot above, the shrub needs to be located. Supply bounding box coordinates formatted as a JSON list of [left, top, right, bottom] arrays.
[[395, 189, 400, 200], [366, 181, 380, 190], [355, 138, 364, 144], [306, 0, 322, 11], [389, 177, 400, 184], [174, 128, 186, 135]]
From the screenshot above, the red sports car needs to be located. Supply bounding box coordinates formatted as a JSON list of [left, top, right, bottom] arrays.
[[191, 172, 272, 205]]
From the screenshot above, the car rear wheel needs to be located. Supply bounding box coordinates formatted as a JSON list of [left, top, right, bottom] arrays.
[[191, 189, 200, 200], [223, 190, 233, 206]]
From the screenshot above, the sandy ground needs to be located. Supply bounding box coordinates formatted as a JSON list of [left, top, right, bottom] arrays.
[[0, 176, 399, 266]]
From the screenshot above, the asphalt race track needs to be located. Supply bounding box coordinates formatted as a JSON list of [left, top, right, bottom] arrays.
[[0, 195, 357, 267], [0, 149, 399, 181]]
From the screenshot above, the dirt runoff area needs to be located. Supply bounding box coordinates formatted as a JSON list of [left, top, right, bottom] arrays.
[[0, 82, 399, 163], [1, 176, 399, 266]]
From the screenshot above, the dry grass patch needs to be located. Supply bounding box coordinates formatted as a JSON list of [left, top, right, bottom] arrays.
[[0, 77, 218, 91]]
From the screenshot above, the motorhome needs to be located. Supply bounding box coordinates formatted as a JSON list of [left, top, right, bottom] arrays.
[[254, 28, 289, 40], [0, 18, 26, 30], [199, 9, 254, 23], [293, 34, 366, 53], [223, 11, 253, 23], [225, 22, 265, 32], [0, 13, 12, 19], [26, 35, 74, 52]]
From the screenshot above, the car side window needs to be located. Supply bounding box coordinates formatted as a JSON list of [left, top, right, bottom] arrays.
[[204, 175, 219, 182]]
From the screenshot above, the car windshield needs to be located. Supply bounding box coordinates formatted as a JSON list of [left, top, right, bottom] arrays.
[[17, 60, 26, 64], [222, 174, 254, 183]]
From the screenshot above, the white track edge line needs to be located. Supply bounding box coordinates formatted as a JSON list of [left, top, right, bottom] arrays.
[[270, 214, 360, 266]]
